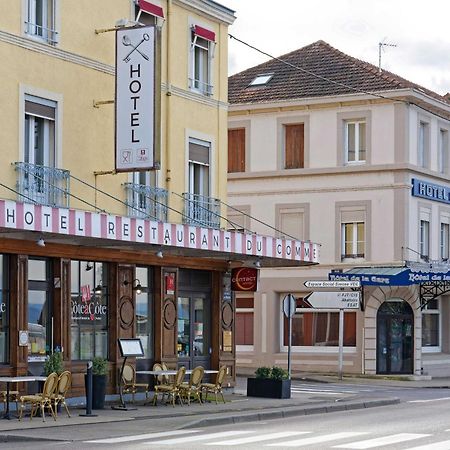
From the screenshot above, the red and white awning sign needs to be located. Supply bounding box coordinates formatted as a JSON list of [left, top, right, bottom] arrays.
[[0, 200, 320, 265], [193, 25, 215, 42], [138, 0, 164, 18]]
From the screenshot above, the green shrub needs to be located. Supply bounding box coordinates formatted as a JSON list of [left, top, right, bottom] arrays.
[[270, 366, 288, 381], [92, 357, 108, 376], [255, 367, 271, 379], [44, 351, 64, 376]]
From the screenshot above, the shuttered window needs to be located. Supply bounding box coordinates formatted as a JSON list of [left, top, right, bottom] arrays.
[[228, 128, 245, 173], [236, 297, 254, 346], [284, 124, 304, 169]]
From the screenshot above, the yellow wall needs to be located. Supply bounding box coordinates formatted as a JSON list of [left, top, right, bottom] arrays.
[[0, 0, 234, 222]]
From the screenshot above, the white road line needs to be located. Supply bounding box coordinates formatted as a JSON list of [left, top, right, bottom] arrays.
[[266, 432, 368, 447], [145, 430, 252, 445], [333, 433, 430, 449], [206, 431, 310, 446], [405, 440, 450, 450], [84, 430, 200, 444], [292, 390, 348, 395], [408, 397, 450, 403]]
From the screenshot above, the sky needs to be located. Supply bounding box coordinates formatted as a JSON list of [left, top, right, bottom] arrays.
[[222, 0, 450, 96]]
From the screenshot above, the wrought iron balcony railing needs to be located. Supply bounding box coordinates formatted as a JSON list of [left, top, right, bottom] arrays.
[[14, 162, 70, 208], [124, 183, 168, 222], [182, 193, 221, 228]]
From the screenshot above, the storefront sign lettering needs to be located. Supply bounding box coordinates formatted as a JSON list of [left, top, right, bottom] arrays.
[[231, 268, 258, 292], [0, 302, 6, 314], [412, 178, 450, 205]]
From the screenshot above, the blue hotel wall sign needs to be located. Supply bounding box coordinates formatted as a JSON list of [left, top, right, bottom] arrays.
[[412, 178, 450, 205]]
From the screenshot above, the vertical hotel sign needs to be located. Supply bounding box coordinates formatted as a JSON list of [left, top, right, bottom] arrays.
[[115, 26, 155, 171]]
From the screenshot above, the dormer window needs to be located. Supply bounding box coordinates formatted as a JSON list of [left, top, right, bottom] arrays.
[[249, 73, 274, 87]]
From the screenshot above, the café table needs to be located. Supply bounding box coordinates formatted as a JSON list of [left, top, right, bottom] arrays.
[[0, 376, 47, 420]]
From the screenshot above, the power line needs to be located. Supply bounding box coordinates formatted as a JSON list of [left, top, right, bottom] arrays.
[[228, 34, 450, 122]]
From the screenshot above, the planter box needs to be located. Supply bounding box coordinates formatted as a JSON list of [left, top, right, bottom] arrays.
[[247, 378, 291, 399]]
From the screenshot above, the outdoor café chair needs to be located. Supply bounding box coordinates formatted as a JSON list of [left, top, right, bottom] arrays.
[[201, 365, 227, 404], [1, 387, 19, 413], [51, 370, 72, 417], [152, 366, 185, 407], [122, 363, 149, 403], [18, 372, 58, 422], [180, 366, 204, 405]]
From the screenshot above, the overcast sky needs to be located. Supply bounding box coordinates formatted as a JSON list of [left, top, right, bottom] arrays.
[[222, 0, 450, 96]]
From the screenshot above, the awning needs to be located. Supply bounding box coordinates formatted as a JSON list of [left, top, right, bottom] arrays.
[[329, 266, 450, 286], [193, 25, 215, 42], [138, 0, 164, 19]]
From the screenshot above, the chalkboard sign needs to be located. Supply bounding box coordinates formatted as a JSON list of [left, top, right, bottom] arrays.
[[118, 338, 144, 357]]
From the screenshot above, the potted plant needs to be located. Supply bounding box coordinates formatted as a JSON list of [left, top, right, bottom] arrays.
[[44, 351, 64, 376], [91, 357, 108, 409], [247, 366, 291, 399]]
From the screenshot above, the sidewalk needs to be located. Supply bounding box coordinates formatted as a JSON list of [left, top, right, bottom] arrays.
[[0, 376, 401, 443]]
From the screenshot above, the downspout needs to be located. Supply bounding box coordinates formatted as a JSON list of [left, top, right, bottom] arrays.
[[165, 0, 172, 195]]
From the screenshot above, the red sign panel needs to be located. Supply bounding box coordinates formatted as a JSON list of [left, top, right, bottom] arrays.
[[231, 268, 258, 292]]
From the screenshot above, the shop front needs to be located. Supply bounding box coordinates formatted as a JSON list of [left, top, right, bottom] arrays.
[[0, 199, 319, 397]]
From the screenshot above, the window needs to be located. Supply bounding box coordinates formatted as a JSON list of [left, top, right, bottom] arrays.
[[418, 121, 429, 168], [439, 129, 448, 174], [341, 222, 365, 260], [135, 0, 164, 26], [282, 298, 356, 347], [441, 223, 449, 261], [0, 256, 9, 364], [25, 0, 58, 44], [277, 206, 306, 240], [190, 26, 215, 95], [284, 124, 304, 169], [236, 297, 254, 348], [345, 121, 366, 164], [70, 261, 108, 360], [135, 267, 154, 359], [249, 73, 274, 86], [228, 128, 245, 173], [189, 139, 210, 198], [420, 219, 430, 260], [227, 205, 250, 233], [422, 299, 440, 350]]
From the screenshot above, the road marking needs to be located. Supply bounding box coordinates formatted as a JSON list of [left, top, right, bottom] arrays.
[[145, 430, 251, 445], [405, 440, 450, 450], [206, 431, 310, 446], [333, 433, 430, 449], [408, 397, 450, 403], [84, 430, 200, 444], [266, 432, 367, 447]]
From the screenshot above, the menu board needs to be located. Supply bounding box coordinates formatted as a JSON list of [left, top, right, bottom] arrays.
[[118, 338, 145, 357]]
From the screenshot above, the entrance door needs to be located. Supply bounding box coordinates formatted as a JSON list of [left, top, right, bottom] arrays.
[[177, 294, 210, 370], [377, 300, 414, 374]]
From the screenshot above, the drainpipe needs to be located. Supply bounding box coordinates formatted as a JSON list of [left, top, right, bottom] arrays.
[[165, 0, 172, 202]]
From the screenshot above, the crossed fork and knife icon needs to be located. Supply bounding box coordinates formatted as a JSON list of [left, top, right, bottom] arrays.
[[122, 33, 150, 62]]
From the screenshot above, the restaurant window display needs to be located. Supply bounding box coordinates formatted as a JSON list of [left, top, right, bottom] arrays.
[[135, 267, 154, 360], [0, 255, 9, 363], [70, 261, 108, 360]]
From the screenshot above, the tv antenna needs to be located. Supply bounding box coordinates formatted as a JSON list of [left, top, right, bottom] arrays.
[[378, 40, 397, 72]]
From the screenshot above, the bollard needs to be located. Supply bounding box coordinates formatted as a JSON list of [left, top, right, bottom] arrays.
[[79, 360, 97, 417]]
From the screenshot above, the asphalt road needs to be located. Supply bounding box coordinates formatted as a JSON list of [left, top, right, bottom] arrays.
[[5, 381, 450, 449]]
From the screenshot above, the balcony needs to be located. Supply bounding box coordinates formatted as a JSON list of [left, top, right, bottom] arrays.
[[14, 162, 70, 208], [182, 193, 221, 228], [124, 183, 168, 222]]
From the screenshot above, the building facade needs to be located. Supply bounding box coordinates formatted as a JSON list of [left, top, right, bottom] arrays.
[[228, 41, 450, 377], [0, 1, 319, 397]]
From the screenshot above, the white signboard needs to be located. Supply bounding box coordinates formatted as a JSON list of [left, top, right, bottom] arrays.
[[116, 26, 155, 171], [303, 291, 360, 309], [304, 280, 361, 288]]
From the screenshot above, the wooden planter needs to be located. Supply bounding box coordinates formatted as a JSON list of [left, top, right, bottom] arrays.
[[247, 378, 291, 399]]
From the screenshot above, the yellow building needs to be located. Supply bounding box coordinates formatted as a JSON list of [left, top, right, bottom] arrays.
[[0, 0, 318, 399]]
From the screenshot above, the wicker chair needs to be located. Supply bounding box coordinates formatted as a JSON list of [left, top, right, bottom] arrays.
[[200, 365, 227, 404], [180, 366, 204, 405], [122, 363, 149, 402], [19, 372, 58, 422], [51, 370, 72, 417], [152, 366, 185, 407]]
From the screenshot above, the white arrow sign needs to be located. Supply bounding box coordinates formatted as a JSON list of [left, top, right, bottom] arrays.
[[304, 280, 361, 288], [303, 291, 360, 309]]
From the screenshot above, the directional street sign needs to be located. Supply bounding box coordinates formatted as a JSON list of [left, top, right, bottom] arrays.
[[303, 291, 360, 309], [282, 294, 296, 318], [304, 280, 361, 288]]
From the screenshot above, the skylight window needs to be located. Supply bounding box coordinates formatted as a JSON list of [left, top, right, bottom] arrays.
[[249, 73, 274, 86]]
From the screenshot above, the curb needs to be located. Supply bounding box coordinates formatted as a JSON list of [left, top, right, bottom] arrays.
[[180, 397, 400, 429]]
